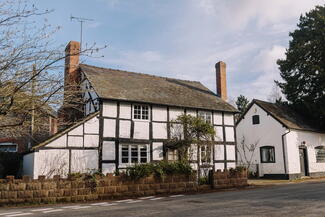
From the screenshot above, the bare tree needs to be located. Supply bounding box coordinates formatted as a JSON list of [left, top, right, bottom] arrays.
[[237, 136, 259, 173], [0, 0, 106, 144]]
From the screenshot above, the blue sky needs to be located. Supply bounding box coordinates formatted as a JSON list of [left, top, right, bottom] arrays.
[[33, 0, 323, 102]]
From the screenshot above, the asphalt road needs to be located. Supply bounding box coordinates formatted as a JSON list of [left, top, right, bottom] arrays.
[[1, 181, 325, 217]]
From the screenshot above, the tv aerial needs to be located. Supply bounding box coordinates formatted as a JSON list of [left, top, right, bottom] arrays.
[[70, 15, 94, 50]]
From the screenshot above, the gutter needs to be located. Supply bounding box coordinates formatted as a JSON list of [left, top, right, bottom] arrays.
[[281, 129, 291, 176]]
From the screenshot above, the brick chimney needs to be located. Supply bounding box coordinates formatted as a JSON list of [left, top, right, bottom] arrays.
[[215, 61, 227, 101], [64, 41, 80, 92]]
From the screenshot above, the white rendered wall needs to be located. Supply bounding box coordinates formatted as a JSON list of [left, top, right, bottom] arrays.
[[133, 121, 149, 139], [152, 123, 167, 139], [119, 103, 131, 119], [169, 107, 184, 121], [236, 103, 287, 176], [71, 150, 98, 173], [36, 149, 70, 179], [286, 130, 325, 174], [102, 141, 116, 160], [119, 120, 131, 138]]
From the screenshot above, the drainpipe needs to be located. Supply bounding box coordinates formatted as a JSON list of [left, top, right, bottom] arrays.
[[281, 129, 291, 178]]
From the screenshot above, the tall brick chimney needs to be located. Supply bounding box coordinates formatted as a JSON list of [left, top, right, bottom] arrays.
[[215, 61, 227, 101], [58, 41, 82, 129], [64, 41, 80, 92]]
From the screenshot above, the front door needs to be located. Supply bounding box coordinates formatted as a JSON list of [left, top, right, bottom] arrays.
[[299, 148, 308, 176]]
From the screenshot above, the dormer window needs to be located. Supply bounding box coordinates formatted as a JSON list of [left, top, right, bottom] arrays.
[[252, 115, 260, 125], [133, 105, 149, 120]]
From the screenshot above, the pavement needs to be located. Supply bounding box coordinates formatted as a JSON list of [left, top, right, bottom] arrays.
[[1, 181, 325, 217]]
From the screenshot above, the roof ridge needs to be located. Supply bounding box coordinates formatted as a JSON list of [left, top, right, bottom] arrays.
[[79, 63, 201, 84]]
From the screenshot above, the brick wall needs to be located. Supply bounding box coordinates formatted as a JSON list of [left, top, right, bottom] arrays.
[[0, 174, 198, 206], [212, 169, 248, 189]]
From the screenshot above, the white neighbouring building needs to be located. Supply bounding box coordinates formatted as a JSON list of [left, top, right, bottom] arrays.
[[236, 99, 325, 179], [23, 41, 238, 179]]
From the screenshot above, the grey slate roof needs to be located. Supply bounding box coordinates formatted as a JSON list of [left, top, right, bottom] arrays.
[[253, 99, 323, 133], [80, 64, 237, 112]]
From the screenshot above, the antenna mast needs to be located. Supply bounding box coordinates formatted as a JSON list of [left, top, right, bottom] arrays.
[[70, 15, 94, 51]]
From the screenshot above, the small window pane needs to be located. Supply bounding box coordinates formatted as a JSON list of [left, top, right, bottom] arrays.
[[316, 146, 325, 163], [122, 145, 129, 163], [131, 145, 138, 163], [140, 146, 147, 163], [252, 115, 260, 125]]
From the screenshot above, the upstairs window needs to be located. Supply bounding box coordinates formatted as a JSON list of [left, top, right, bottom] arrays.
[[133, 105, 149, 120], [167, 149, 178, 161], [200, 145, 212, 164], [252, 115, 260, 125], [260, 146, 275, 163], [315, 146, 325, 163], [198, 111, 212, 124]]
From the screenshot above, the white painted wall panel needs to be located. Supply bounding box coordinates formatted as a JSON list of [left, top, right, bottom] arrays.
[[169, 108, 184, 121], [152, 142, 164, 160], [119, 120, 131, 138], [103, 119, 116, 137], [227, 162, 236, 169], [213, 112, 222, 125], [186, 109, 196, 117], [134, 121, 150, 139], [214, 145, 224, 160], [68, 125, 83, 136], [214, 126, 223, 142], [224, 113, 234, 126], [68, 136, 83, 147], [120, 103, 131, 119], [102, 164, 116, 174], [102, 141, 116, 160], [226, 145, 236, 161], [152, 123, 167, 139], [102, 101, 117, 117], [45, 134, 67, 148], [225, 127, 235, 142], [23, 153, 35, 178], [170, 123, 183, 139], [71, 150, 98, 173], [214, 163, 224, 171], [84, 117, 99, 134], [36, 149, 69, 179], [152, 106, 167, 122], [84, 135, 99, 147]]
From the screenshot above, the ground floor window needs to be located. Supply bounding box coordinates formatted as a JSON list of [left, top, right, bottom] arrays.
[[0, 142, 17, 152], [260, 146, 275, 163], [167, 149, 178, 161], [120, 144, 149, 165], [315, 146, 325, 163], [200, 145, 212, 165]]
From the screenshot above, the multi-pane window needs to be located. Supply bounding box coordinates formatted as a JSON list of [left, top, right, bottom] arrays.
[[252, 115, 260, 125], [120, 144, 148, 164], [133, 105, 149, 120], [198, 111, 212, 124], [0, 142, 17, 152], [167, 149, 178, 161], [315, 146, 325, 163], [200, 145, 212, 164], [260, 146, 275, 163]]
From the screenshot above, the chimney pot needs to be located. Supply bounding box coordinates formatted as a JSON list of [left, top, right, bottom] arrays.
[[215, 61, 227, 101]]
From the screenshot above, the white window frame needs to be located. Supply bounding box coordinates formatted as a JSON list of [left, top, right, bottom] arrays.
[[119, 144, 150, 167], [199, 145, 213, 165], [167, 149, 178, 161], [198, 111, 212, 124], [133, 104, 150, 121]]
